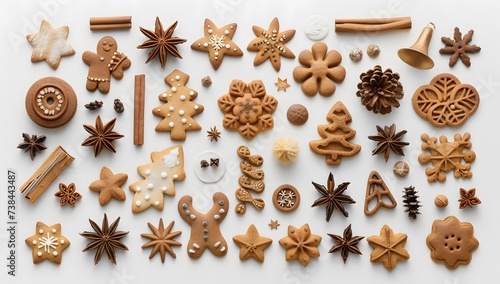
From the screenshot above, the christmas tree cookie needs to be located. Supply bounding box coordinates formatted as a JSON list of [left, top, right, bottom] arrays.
[[129, 146, 186, 213], [309, 101, 361, 165], [153, 70, 204, 141]]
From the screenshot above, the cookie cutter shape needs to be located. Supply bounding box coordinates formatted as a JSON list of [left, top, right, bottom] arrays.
[[418, 132, 475, 183], [153, 69, 204, 141], [273, 184, 300, 213], [25, 222, 70, 264], [218, 80, 278, 140], [129, 145, 186, 213], [293, 42, 346, 97], [426, 216, 479, 270], [191, 19, 244, 70], [364, 171, 397, 216], [367, 224, 409, 271], [309, 101, 361, 165], [25, 77, 77, 128], [233, 224, 272, 263], [412, 73, 479, 127], [193, 151, 226, 183], [178, 192, 229, 259], [279, 223, 321, 267]]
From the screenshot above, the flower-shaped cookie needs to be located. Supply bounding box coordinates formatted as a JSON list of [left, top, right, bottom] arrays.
[[279, 223, 321, 267], [427, 216, 479, 270], [412, 73, 479, 127], [218, 80, 278, 140], [293, 42, 346, 97]]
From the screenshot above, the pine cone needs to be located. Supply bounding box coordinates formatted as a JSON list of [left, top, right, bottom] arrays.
[[356, 65, 403, 114], [84, 100, 103, 110], [402, 186, 421, 219], [114, 99, 124, 113]]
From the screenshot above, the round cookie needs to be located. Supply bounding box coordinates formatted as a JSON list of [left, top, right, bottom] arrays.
[[272, 184, 300, 212], [25, 77, 77, 128], [193, 151, 226, 183], [304, 15, 329, 41], [287, 104, 309, 126]]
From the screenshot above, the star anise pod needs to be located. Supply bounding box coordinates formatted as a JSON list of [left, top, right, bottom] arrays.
[[54, 182, 82, 207], [80, 214, 129, 265], [207, 126, 221, 142], [81, 115, 124, 157], [311, 172, 355, 222], [458, 188, 481, 209], [368, 124, 409, 162], [137, 17, 187, 69], [439, 27, 481, 67], [327, 224, 364, 263], [17, 133, 47, 160], [141, 218, 182, 263]]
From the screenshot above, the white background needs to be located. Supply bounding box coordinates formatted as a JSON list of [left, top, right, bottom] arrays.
[[1, 0, 499, 283]]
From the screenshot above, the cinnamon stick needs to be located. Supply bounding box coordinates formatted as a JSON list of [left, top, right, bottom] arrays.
[[20, 146, 74, 204], [90, 16, 132, 31], [134, 74, 145, 145], [335, 16, 411, 32]]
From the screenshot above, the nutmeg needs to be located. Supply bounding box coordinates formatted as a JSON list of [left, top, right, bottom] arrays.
[[367, 44, 380, 58], [393, 161, 409, 177], [434, 195, 448, 208], [349, 48, 363, 62]]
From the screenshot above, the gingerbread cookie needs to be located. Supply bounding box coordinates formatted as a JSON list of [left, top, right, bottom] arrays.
[[287, 104, 309, 126], [25, 77, 77, 128], [293, 42, 346, 97], [178, 192, 229, 259], [364, 171, 397, 216], [272, 184, 300, 212], [279, 223, 321, 267], [412, 73, 479, 127], [233, 224, 272, 263], [418, 133, 475, 182], [440, 27, 481, 67], [26, 20, 75, 69], [25, 222, 70, 264], [191, 19, 243, 70], [129, 146, 186, 213], [426, 216, 479, 270], [153, 70, 204, 141], [309, 101, 361, 165], [89, 167, 128, 206], [247, 17, 295, 72], [367, 225, 409, 271], [218, 80, 278, 140], [235, 145, 265, 214], [82, 36, 131, 94]]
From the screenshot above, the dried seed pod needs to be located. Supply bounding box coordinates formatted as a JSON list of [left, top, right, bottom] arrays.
[[114, 98, 124, 113], [85, 100, 103, 110]]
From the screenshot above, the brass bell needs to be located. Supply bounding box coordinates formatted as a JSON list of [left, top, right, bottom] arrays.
[[398, 22, 435, 70]]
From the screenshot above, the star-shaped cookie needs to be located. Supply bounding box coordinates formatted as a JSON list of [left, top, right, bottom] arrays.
[[89, 167, 128, 206], [25, 222, 70, 264], [191, 19, 243, 70], [367, 224, 410, 271], [26, 20, 75, 69], [233, 224, 272, 263]]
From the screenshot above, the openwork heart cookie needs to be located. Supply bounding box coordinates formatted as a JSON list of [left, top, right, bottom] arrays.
[[412, 73, 479, 127]]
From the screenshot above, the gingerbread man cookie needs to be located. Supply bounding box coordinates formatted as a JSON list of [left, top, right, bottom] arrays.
[[178, 192, 229, 259], [82, 36, 131, 94]]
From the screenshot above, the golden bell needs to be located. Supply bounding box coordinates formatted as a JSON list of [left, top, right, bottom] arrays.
[[398, 22, 435, 70]]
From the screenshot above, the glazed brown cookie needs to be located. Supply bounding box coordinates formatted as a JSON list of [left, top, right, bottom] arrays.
[[25, 77, 77, 128], [278, 223, 321, 267], [287, 104, 309, 126], [82, 36, 131, 94], [293, 42, 346, 97], [272, 184, 300, 212], [25, 222, 70, 264], [233, 224, 272, 263], [426, 216, 479, 270], [367, 225, 409, 271], [178, 192, 229, 259]]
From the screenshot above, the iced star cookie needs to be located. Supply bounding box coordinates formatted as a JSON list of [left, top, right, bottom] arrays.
[[26, 20, 75, 69], [129, 145, 186, 213], [25, 222, 70, 264], [191, 19, 243, 70]]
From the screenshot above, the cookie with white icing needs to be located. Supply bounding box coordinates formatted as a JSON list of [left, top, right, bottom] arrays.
[[129, 145, 186, 213], [178, 192, 229, 259], [25, 222, 70, 264]]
